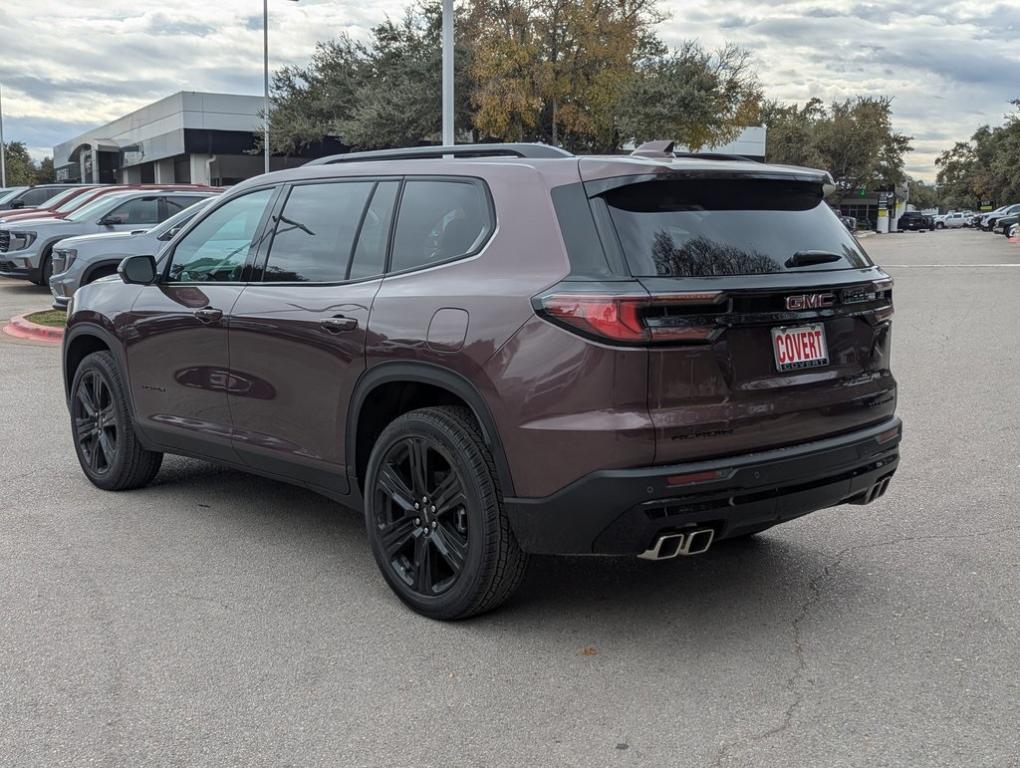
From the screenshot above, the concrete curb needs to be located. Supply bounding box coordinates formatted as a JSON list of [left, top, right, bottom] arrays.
[[2, 313, 65, 343]]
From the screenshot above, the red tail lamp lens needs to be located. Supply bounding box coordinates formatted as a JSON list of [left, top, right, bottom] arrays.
[[540, 295, 648, 342], [537, 291, 723, 344]]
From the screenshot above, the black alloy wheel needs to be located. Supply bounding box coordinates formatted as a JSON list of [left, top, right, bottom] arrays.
[[69, 351, 163, 491], [364, 406, 528, 620], [73, 369, 119, 476], [372, 435, 470, 596]]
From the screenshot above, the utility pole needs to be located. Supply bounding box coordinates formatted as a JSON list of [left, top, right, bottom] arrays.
[[0, 82, 7, 188], [441, 0, 454, 146], [262, 0, 300, 175], [263, 0, 271, 174]]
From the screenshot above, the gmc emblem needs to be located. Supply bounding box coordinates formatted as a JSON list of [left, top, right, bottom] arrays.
[[786, 293, 836, 310]]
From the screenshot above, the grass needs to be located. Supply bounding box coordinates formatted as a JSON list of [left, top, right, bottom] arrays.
[[24, 309, 67, 328]]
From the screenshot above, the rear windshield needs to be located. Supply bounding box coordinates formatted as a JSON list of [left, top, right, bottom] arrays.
[[602, 178, 871, 277]]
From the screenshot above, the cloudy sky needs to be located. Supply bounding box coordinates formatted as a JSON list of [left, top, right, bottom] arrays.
[[1, 0, 1018, 180]]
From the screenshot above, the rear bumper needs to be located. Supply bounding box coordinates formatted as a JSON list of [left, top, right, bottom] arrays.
[[505, 418, 902, 555]]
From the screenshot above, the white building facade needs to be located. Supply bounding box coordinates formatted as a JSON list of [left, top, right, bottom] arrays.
[[54, 91, 339, 186]]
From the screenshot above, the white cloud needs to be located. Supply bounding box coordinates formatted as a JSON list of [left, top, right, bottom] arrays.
[[0, 0, 1017, 180]]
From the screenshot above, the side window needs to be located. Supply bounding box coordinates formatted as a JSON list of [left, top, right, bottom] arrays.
[[167, 189, 274, 283], [263, 181, 375, 283], [349, 181, 399, 280], [106, 197, 160, 225], [20, 188, 56, 207], [390, 179, 491, 273]]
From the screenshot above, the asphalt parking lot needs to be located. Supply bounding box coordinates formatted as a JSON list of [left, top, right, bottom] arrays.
[[1, 229, 1018, 768]]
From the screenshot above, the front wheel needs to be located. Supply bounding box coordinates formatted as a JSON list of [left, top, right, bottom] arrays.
[[364, 406, 528, 620], [70, 351, 163, 490]]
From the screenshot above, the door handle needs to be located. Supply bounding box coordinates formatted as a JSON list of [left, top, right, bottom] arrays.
[[320, 315, 358, 334], [194, 307, 223, 324]]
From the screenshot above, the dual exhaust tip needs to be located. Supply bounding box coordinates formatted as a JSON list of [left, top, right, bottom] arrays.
[[638, 528, 715, 560]]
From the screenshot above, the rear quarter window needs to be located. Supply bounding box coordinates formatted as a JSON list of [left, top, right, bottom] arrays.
[[603, 178, 872, 277], [390, 179, 492, 273]]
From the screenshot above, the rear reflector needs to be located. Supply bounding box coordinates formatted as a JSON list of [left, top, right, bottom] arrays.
[[666, 469, 726, 487], [877, 425, 901, 444], [535, 291, 723, 344]]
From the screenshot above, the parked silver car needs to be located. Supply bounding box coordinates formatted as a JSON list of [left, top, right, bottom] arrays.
[[0, 189, 215, 285], [49, 196, 217, 309]]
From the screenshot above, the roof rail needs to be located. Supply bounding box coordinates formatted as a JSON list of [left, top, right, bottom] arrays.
[[306, 143, 573, 166]]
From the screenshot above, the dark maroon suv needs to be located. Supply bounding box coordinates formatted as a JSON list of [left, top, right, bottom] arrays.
[[63, 143, 900, 619]]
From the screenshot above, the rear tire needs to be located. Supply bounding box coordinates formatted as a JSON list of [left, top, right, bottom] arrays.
[[70, 351, 163, 491], [364, 406, 528, 620]]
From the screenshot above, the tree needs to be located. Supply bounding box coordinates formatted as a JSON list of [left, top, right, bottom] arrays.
[[35, 157, 55, 184], [1, 142, 37, 186], [936, 101, 1020, 209], [466, 0, 663, 151], [268, 4, 474, 153], [762, 97, 912, 191], [906, 178, 938, 210], [617, 41, 762, 151]]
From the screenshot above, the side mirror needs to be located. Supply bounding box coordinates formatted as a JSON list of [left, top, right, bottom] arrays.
[[118, 254, 157, 285], [99, 215, 123, 226], [9, 201, 24, 209]]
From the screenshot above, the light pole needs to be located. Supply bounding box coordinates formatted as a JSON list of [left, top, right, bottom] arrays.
[[0, 82, 6, 188], [441, 0, 454, 146], [264, 0, 299, 175]]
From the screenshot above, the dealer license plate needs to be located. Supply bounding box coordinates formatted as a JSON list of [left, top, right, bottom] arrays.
[[771, 324, 829, 372]]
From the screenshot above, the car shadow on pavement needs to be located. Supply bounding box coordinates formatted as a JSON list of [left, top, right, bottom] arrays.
[[0, 282, 50, 295], [139, 457, 853, 638]]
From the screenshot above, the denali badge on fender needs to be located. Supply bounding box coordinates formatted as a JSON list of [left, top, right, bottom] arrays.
[[786, 293, 836, 310]]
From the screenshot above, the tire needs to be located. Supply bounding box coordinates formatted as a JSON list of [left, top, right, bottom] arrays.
[[69, 351, 163, 491], [34, 249, 53, 287], [364, 406, 528, 620], [935, 222, 944, 229]]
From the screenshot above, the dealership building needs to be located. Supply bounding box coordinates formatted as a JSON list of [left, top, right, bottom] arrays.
[[54, 91, 340, 186]]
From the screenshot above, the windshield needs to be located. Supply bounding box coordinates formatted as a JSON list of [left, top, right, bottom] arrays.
[[55, 191, 111, 214], [0, 187, 28, 204], [65, 192, 136, 223], [603, 178, 872, 277], [34, 188, 85, 210]]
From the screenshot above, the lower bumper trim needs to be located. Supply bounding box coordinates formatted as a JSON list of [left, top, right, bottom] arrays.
[[505, 418, 902, 555]]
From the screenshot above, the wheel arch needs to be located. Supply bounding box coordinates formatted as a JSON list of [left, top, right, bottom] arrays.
[[81, 259, 123, 285], [348, 362, 515, 499], [63, 323, 126, 402]]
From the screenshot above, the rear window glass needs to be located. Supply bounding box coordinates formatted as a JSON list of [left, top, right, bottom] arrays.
[[603, 179, 872, 277]]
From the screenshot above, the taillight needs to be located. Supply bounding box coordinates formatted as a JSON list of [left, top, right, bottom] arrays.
[[534, 289, 725, 345], [537, 295, 647, 341]]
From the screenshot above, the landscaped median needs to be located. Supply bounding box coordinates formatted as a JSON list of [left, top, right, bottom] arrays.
[[2, 310, 67, 343]]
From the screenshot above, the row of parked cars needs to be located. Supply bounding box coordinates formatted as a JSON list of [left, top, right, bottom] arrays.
[[895, 205, 1020, 237], [964, 204, 1020, 237], [0, 183, 219, 306]]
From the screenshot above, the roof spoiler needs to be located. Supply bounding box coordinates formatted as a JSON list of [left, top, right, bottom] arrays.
[[632, 140, 763, 164]]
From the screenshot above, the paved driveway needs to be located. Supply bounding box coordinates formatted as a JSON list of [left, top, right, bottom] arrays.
[[1, 230, 1018, 767]]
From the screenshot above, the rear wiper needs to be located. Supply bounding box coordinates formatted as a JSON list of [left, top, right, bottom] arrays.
[[786, 250, 843, 268]]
